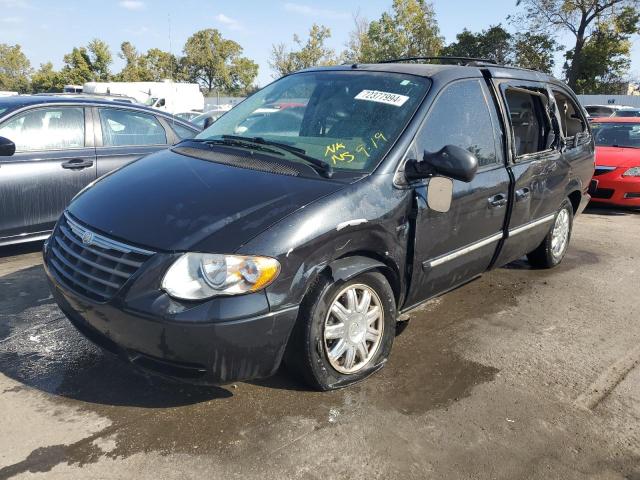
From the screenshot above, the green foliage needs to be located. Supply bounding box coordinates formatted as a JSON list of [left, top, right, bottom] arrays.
[[269, 24, 337, 77], [355, 0, 443, 62], [60, 39, 113, 84], [440, 25, 558, 73], [31, 62, 64, 92], [513, 33, 560, 73], [567, 7, 639, 93], [0, 43, 32, 93], [116, 42, 182, 82], [183, 28, 258, 93], [87, 39, 112, 81], [441, 25, 512, 64]]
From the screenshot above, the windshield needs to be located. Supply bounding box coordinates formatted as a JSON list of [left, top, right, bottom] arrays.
[[0, 107, 8, 116], [144, 97, 158, 106], [613, 110, 640, 118], [196, 71, 430, 173], [592, 122, 640, 148]]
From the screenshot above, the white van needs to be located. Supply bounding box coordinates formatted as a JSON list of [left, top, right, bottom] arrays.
[[83, 81, 204, 114]]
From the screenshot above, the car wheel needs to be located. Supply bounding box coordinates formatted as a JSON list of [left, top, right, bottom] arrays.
[[285, 271, 396, 391], [526, 199, 573, 269]]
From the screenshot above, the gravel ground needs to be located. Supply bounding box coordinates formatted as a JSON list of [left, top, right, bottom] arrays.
[[0, 205, 638, 479]]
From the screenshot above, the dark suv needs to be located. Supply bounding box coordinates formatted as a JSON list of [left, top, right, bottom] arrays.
[[0, 96, 198, 246], [43, 59, 594, 390]]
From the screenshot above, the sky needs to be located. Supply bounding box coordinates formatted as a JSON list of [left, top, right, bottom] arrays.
[[1, 0, 639, 87]]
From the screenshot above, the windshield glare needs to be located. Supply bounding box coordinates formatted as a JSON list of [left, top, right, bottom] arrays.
[[592, 122, 640, 148], [196, 71, 430, 173]]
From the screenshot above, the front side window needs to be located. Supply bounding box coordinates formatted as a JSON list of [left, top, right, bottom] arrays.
[[591, 122, 640, 149], [99, 108, 167, 146], [0, 107, 85, 152], [415, 79, 500, 168], [504, 88, 553, 157], [197, 71, 430, 173]]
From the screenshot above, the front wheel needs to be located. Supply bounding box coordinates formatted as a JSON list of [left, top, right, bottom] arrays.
[[526, 199, 573, 268], [284, 271, 396, 391]]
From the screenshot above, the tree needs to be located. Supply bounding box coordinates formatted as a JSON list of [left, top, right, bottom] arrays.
[[513, 32, 559, 73], [183, 28, 258, 93], [87, 39, 112, 81], [144, 48, 180, 81], [0, 43, 31, 92], [515, 0, 640, 89], [441, 25, 512, 64], [61, 47, 94, 85], [352, 0, 443, 62], [31, 62, 64, 92], [117, 41, 147, 81], [567, 10, 639, 93], [269, 24, 337, 77], [60, 39, 113, 85], [342, 12, 370, 64]]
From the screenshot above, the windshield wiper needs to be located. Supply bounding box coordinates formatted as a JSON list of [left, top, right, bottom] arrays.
[[177, 137, 287, 157], [222, 135, 334, 178]]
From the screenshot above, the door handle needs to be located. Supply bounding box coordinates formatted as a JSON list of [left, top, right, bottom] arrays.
[[515, 187, 530, 202], [61, 158, 94, 170], [488, 193, 507, 208]]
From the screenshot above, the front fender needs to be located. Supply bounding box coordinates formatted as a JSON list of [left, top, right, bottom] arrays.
[[328, 256, 386, 282]]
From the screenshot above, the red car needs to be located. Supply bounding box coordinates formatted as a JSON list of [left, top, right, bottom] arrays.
[[589, 117, 640, 207]]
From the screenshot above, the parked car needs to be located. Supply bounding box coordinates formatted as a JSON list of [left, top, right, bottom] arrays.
[[191, 110, 225, 129], [0, 95, 199, 246], [175, 111, 202, 122], [43, 59, 593, 390], [612, 108, 640, 118], [584, 104, 629, 117], [588, 117, 640, 207]]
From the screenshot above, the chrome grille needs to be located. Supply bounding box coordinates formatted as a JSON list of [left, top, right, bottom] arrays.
[[47, 213, 154, 302]]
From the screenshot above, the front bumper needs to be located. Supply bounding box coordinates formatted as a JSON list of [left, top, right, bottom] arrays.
[[44, 257, 299, 385], [589, 169, 640, 207]]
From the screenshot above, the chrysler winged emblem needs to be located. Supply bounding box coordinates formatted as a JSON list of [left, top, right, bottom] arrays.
[[81, 231, 94, 246]]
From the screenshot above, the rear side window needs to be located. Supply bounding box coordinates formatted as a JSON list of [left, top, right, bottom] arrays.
[[0, 107, 85, 152], [99, 108, 167, 147], [504, 88, 553, 157], [416, 79, 500, 168], [552, 90, 587, 145]]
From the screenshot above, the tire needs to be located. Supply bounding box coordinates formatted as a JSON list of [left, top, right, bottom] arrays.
[[526, 199, 573, 269], [284, 271, 396, 391]]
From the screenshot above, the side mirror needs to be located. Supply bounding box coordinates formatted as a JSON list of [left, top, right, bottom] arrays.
[[405, 145, 478, 183], [0, 136, 16, 157], [203, 116, 215, 130]]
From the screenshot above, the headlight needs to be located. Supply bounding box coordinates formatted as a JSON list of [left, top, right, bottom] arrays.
[[162, 253, 280, 300], [623, 167, 640, 177]]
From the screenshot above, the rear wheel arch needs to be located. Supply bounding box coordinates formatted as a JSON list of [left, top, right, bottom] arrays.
[[567, 189, 582, 214]]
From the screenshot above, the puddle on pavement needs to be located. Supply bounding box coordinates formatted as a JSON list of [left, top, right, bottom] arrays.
[[0, 250, 588, 476]]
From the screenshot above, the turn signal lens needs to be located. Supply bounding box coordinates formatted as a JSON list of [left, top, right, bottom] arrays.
[[162, 253, 280, 300]]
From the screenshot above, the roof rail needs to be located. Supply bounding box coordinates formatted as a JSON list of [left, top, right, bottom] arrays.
[[378, 56, 498, 66]]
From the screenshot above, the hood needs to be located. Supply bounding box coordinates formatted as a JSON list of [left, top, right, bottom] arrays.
[[68, 148, 345, 252], [595, 146, 640, 168]]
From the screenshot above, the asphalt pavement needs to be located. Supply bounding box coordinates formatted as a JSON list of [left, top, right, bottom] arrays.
[[0, 206, 638, 479]]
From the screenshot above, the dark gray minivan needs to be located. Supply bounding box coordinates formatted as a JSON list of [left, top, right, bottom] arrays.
[[42, 59, 594, 390]]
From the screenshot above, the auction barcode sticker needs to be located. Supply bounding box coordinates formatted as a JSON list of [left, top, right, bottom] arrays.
[[354, 90, 410, 107]]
